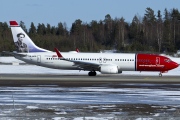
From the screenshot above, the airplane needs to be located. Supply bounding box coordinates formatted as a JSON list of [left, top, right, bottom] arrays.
[[5, 20, 179, 76]]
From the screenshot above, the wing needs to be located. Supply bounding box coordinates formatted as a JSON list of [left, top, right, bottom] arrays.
[[69, 59, 100, 71], [54, 48, 100, 71]]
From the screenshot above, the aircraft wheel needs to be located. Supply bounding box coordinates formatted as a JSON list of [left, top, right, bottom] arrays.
[[88, 71, 97, 76], [93, 71, 97, 76], [88, 72, 91, 76], [159, 72, 162, 77]]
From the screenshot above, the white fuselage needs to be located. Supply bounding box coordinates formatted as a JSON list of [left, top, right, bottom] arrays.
[[15, 52, 136, 72], [9, 20, 179, 76]]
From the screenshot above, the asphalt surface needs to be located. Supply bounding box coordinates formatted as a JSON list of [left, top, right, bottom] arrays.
[[1, 74, 180, 119], [0, 74, 180, 86]]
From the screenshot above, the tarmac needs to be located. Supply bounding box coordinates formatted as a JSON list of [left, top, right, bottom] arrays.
[[1, 74, 180, 119], [0, 74, 180, 86]]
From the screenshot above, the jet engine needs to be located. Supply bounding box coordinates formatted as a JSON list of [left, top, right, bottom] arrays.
[[100, 65, 118, 74]]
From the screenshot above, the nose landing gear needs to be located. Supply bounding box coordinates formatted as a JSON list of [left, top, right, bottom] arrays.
[[159, 72, 162, 77], [159, 71, 168, 77]]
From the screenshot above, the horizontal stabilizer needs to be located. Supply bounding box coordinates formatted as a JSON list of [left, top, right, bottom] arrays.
[[2, 51, 27, 57]]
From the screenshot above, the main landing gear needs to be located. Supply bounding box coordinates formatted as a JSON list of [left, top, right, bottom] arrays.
[[88, 71, 97, 76]]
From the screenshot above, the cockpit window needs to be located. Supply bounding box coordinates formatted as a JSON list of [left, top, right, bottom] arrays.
[[164, 59, 171, 62]]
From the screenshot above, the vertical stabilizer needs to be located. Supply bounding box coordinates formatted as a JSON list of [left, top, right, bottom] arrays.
[[10, 21, 50, 53]]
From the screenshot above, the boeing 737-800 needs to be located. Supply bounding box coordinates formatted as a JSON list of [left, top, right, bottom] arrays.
[[5, 21, 179, 76]]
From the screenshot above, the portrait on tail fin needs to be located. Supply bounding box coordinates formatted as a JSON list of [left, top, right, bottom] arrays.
[[14, 33, 28, 52]]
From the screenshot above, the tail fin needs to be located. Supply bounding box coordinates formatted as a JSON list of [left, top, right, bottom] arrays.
[[10, 21, 50, 53]]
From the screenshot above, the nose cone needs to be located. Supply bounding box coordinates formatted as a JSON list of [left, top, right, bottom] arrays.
[[170, 61, 179, 70]]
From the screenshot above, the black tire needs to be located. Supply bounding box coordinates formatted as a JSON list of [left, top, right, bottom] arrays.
[[88, 71, 97, 76]]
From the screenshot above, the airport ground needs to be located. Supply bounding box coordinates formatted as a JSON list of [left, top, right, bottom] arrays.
[[1, 74, 180, 87], [0, 74, 180, 119]]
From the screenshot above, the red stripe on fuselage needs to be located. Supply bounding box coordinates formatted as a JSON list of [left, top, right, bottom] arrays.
[[136, 54, 165, 71]]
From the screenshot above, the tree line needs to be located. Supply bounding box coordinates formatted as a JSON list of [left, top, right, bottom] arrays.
[[0, 7, 180, 54]]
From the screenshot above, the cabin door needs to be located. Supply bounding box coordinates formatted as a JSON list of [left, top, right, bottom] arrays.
[[37, 55, 41, 63], [99, 57, 102, 63], [156, 57, 160, 65]]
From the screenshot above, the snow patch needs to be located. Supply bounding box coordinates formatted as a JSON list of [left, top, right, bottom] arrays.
[[54, 111, 67, 114], [26, 106, 39, 109], [0, 57, 24, 63]]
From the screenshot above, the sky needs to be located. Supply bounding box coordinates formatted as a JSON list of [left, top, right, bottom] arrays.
[[1, 0, 180, 29]]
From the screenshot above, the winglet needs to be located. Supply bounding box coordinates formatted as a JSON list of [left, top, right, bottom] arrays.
[[54, 48, 63, 58], [76, 48, 80, 52]]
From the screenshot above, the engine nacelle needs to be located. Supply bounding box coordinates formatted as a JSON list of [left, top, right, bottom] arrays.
[[100, 65, 118, 74]]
